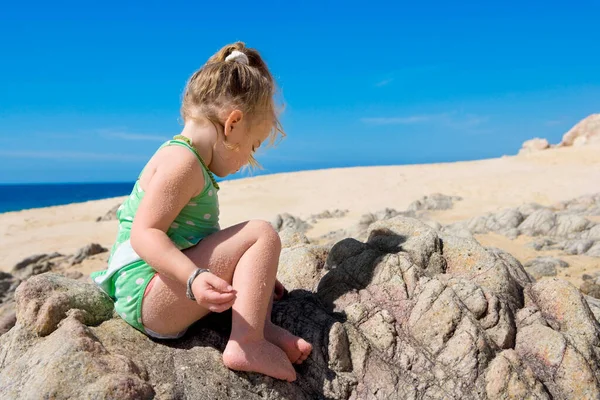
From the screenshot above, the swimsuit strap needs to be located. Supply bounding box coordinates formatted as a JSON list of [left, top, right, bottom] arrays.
[[171, 135, 220, 190]]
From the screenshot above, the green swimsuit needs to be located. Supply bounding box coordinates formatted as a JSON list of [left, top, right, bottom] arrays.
[[91, 136, 220, 335]]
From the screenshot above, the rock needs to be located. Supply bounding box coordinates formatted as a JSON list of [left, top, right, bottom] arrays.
[[1, 217, 600, 399], [309, 209, 349, 220], [581, 280, 600, 299], [523, 257, 568, 280], [407, 193, 463, 212], [518, 138, 550, 154], [586, 242, 600, 257], [70, 243, 108, 265], [279, 228, 310, 248], [0, 302, 16, 335], [553, 193, 600, 216], [12, 252, 64, 280], [14, 273, 114, 336], [0, 271, 18, 301], [278, 244, 329, 292], [445, 197, 600, 257], [96, 203, 122, 222], [526, 238, 557, 251], [444, 208, 524, 238], [516, 278, 600, 399], [271, 213, 312, 233], [485, 350, 550, 399], [314, 208, 417, 246], [559, 114, 600, 147]]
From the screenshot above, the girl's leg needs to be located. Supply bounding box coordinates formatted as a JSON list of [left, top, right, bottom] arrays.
[[141, 220, 298, 381], [264, 294, 313, 364]]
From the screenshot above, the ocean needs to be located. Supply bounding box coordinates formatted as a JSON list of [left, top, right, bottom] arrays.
[[0, 182, 137, 213]]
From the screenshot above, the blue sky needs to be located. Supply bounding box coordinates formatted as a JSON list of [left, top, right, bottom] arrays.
[[1, 1, 599, 183]]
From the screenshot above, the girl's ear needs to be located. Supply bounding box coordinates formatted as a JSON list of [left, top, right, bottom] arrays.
[[224, 110, 244, 137]]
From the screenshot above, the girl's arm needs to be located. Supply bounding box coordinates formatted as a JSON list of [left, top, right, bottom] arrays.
[[130, 147, 212, 286]]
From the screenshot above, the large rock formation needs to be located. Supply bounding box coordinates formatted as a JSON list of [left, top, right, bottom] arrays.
[[0, 244, 107, 337], [1, 217, 599, 399], [517, 113, 600, 154], [559, 114, 600, 147], [519, 138, 550, 154]]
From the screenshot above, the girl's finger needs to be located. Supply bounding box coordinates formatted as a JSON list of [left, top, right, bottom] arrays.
[[204, 273, 234, 293], [204, 290, 236, 304]]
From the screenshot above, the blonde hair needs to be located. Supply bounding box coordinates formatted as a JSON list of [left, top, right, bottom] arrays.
[[181, 42, 285, 168]]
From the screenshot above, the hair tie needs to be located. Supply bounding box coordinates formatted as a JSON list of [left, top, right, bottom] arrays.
[[225, 50, 249, 65]]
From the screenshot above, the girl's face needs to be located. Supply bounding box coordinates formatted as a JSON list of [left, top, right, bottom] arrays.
[[210, 111, 271, 178]]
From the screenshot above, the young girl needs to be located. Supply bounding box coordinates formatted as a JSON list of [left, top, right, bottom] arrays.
[[91, 42, 312, 382]]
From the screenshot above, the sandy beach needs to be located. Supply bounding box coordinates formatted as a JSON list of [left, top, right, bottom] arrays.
[[1, 142, 599, 286]]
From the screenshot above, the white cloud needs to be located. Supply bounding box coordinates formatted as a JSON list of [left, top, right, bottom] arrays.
[[0, 150, 145, 162], [361, 112, 488, 130], [361, 113, 450, 125], [375, 78, 394, 87]]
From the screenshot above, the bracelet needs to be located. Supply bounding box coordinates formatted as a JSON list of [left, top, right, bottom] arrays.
[[186, 268, 209, 301]]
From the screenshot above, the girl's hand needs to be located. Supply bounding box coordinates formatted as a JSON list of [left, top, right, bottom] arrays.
[[191, 272, 237, 313], [274, 279, 287, 301]]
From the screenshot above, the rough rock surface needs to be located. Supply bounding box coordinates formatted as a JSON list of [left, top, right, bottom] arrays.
[[581, 280, 600, 300], [271, 213, 312, 233], [1, 217, 600, 399], [314, 207, 444, 247], [523, 257, 568, 280], [444, 200, 600, 257], [519, 138, 550, 154], [407, 193, 463, 212], [559, 114, 600, 147], [96, 203, 122, 222], [309, 209, 349, 223], [554, 193, 600, 216], [70, 243, 108, 265], [0, 244, 104, 338]]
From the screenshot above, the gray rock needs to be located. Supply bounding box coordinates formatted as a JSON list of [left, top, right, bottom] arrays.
[[279, 228, 310, 249], [1, 217, 599, 399], [587, 242, 600, 257], [581, 280, 600, 299], [271, 213, 312, 233], [309, 209, 349, 220], [12, 252, 64, 280], [96, 203, 122, 222], [70, 243, 108, 265], [526, 238, 557, 251], [554, 193, 600, 216], [444, 195, 600, 257], [407, 193, 463, 212], [523, 257, 568, 280]]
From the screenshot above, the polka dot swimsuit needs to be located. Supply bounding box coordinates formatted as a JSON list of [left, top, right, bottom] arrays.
[[90, 137, 220, 334]]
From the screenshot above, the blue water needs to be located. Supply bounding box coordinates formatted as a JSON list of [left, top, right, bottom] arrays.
[[0, 182, 137, 213]]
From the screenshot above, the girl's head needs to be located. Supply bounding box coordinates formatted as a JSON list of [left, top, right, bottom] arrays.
[[181, 42, 285, 177]]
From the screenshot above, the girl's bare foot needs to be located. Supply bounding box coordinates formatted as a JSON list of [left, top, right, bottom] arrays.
[[223, 338, 297, 382], [265, 322, 313, 364]]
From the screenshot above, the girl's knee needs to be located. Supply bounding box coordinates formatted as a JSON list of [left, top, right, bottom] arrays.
[[247, 220, 281, 250]]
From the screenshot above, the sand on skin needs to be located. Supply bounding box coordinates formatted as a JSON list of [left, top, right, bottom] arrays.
[[1, 143, 599, 287]]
